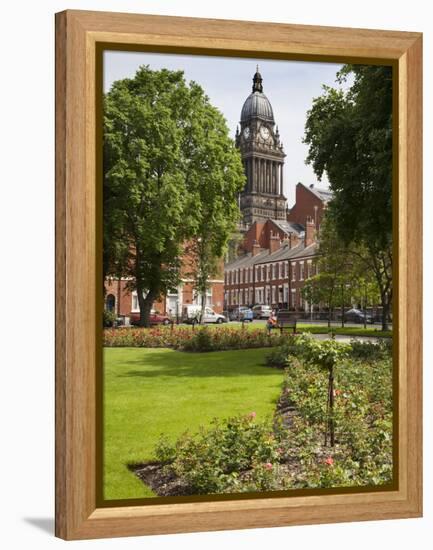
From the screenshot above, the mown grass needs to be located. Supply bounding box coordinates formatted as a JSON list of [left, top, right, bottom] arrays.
[[103, 347, 284, 500]]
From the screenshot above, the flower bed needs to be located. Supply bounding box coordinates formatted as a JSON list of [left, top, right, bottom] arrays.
[[103, 326, 287, 351], [133, 336, 393, 495]]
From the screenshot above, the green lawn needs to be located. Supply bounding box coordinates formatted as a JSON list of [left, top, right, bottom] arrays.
[[103, 347, 284, 500]]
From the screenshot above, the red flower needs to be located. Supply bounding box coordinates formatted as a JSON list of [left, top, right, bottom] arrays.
[[324, 457, 334, 466]]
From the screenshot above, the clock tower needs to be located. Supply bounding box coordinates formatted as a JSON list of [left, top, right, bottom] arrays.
[[236, 67, 287, 227]]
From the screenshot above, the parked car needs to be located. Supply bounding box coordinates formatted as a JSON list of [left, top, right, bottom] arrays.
[[344, 308, 373, 324], [130, 310, 172, 326], [234, 307, 254, 322], [223, 310, 237, 321], [183, 304, 227, 324], [252, 304, 272, 319]]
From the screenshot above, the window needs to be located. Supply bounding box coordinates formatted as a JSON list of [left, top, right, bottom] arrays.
[[291, 262, 296, 281], [106, 294, 115, 312], [132, 291, 139, 312], [290, 288, 296, 308], [275, 263, 279, 280], [300, 262, 305, 280]]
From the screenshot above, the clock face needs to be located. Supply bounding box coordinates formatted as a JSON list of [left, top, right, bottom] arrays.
[[260, 126, 270, 140], [243, 126, 250, 138]]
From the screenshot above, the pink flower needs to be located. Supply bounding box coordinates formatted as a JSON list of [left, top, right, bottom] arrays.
[[248, 412, 256, 419], [324, 457, 334, 466], [264, 462, 273, 470]]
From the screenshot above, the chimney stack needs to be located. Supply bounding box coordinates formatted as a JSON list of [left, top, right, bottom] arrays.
[[252, 240, 261, 256], [269, 231, 281, 254], [304, 217, 316, 247]]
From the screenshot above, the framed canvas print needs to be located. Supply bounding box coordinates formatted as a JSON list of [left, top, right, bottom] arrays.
[[55, 10, 423, 540]]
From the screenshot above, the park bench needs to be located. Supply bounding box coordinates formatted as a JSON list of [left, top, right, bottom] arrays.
[[276, 310, 297, 335]]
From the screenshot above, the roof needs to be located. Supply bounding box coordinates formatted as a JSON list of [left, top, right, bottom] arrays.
[[225, 242, 318, 272], [271, 219, 304, 236], [240, 92, 274, 123], [300, 182, 333, 203], [255, 242, 318, 265]]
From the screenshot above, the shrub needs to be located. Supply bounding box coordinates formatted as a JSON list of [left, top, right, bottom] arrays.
[[104, 326, 288, 351], [103, 309, 117, 327], [281, 354, 393, 488], [181, 327, 214, 352], [154, 413, 283, 494], [266, 334, 351, 370], [350, 338, 393, 361]]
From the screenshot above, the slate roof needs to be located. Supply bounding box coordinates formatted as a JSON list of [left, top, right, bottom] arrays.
[[300, 182, 333, 203], [271, 218, 305, 236], [225, 242, 318, 272]]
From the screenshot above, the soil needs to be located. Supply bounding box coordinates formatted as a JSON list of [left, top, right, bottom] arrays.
[[130, 461, 193, 497]]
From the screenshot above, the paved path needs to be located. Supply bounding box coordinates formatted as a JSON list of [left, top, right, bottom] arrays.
[[310, 333, 386, 343]]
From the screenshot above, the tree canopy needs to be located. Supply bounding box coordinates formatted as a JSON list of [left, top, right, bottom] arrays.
[[103, 66, 245, 326], [304, 65, 393, 329]]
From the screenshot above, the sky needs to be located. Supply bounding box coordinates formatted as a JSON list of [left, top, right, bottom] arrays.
[[104, 51, 350, 207]]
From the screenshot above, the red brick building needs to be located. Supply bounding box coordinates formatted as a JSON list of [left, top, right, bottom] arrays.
[[224, 216, 319, 311], [104, 246, 225, 321], [287, 182, 332, 229], [104, 276, 224, 321]]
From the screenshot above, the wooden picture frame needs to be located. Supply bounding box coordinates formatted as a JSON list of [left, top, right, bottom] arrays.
[[55, 9, 422, 540]]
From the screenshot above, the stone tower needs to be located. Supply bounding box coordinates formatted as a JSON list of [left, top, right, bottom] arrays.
[[236, 67, 287, 227]]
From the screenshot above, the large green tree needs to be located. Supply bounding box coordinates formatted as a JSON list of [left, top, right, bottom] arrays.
[[302, 216, 380, 327], [304, 65, 393, 330], [104, 66, 244, 326]]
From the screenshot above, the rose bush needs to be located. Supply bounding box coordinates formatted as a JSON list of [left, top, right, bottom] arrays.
[[155, 413, 284, 494], [104, 326, 288, 351], [148, 337, 393, 494]]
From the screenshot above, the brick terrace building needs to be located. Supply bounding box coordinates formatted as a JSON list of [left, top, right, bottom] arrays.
[[104, 250, 225, 321], [105, 276, 225, 320], [224, 218, 319, 312]]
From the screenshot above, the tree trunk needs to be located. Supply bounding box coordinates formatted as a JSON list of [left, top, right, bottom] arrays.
[[137, 285, 156, 328], [381, 298, 390, 332], [363, 289, 367, 329], [200, 289, 207, 325], [328, 365, 335, 447]]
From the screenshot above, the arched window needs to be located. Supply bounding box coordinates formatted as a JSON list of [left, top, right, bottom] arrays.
[[106, 294, 115, 312]]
